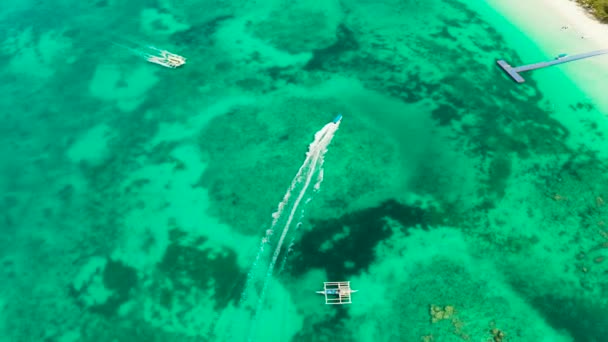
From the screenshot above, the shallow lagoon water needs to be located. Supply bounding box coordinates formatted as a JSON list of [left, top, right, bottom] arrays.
[[1, 0, 608, 341]]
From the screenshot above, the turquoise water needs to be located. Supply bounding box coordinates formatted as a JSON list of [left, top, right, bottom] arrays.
[[2, 0, 608, 341]]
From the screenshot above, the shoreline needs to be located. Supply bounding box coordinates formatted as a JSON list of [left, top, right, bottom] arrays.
[[487, 0, 608, 54], [487, 0, 608, 112]]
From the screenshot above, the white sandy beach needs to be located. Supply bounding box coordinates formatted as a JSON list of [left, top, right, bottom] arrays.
[[488, 0, 608, 111]]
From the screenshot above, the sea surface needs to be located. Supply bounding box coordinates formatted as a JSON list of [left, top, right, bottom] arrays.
[[1, 0, 608, 341]]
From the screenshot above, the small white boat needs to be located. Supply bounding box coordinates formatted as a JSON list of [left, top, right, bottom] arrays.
[[144, 47, 186, 69], [316, 281, 358, 305]]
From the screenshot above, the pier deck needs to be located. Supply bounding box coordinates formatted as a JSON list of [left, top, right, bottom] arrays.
[[497, 49, 608, 83]]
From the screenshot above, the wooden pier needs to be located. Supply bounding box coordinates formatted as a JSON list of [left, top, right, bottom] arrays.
[[497, 49, 608, 83]]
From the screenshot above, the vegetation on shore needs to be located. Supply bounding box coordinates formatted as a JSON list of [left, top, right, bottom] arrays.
[[577, 0, 608, 22]]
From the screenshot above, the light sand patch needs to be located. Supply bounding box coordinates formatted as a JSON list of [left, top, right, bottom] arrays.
[[142, 286, 217, 337], [348, 227, 573, 341], [113, 144, 256, 271], [291, 269, 330, 312], [72, 257, 112, 307], [150, 93, 256, 145], [0, 296, 5, 339], [0, 0, 34, 14], [57, 330, 81, 342], [89, 63, 159, 112], [66, 123, 114, 167], [140, 7, 190, 36], [212, 280, 302, 341], [114, 143, 271, 338], [3, 27, 73, 78], [215, 14, 312, 68]]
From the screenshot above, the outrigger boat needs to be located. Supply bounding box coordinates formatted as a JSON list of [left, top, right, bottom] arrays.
[[316, 281, 358, 304], [144, 47, 186, 69]]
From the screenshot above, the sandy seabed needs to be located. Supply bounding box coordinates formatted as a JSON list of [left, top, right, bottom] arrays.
[[1, 0, 608, 341]]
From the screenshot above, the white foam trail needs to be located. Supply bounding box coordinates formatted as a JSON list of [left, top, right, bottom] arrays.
[[277, 202, 308, 276], [259, 122, 338, 291], [276, 165, 324, 276], [111, 41, 150, 59], [260, 125, 330, 286], [240, 119, 341, 340], [112, 40, 172, 62]]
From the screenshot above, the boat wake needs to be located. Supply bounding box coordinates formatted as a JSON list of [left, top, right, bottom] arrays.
[[239, 116, 342, 340], [111, 39, 186, 68]]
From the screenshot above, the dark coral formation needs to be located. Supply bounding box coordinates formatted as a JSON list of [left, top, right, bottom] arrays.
[[290, 200, 443, 279], [157, 229, 243, 310]]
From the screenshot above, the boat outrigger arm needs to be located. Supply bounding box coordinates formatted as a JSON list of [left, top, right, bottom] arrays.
[[316, 281, 358, 305]]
